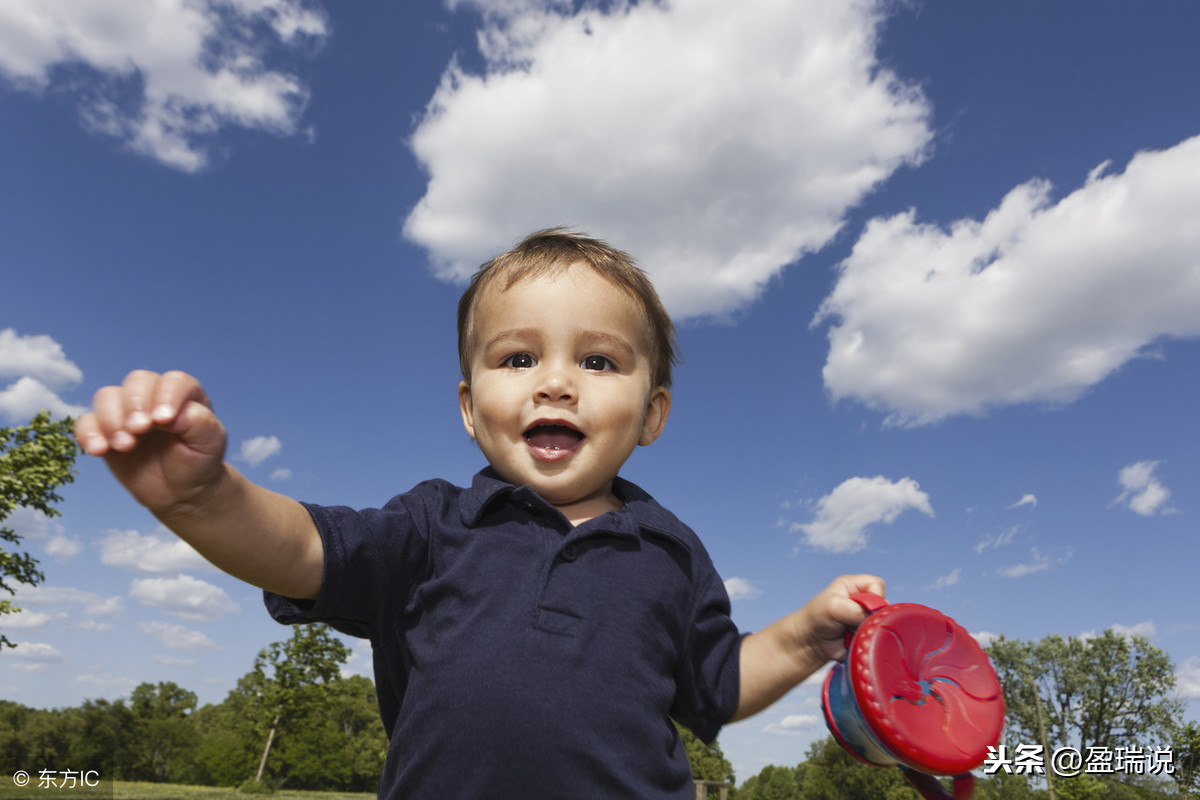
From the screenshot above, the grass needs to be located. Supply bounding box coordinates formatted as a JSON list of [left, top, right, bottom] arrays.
[[0, 777, 372, 800], [112, 783, 374, 800]]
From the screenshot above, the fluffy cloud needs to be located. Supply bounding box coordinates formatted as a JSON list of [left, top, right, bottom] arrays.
[[404, 0, 931, 319], [1178, 657, 1200, 700], [793, 476, 934, 554], [815, 136, 1200, 426], [4, 642, 66, 672], [129, 574, 239, 621], [724, 577, 762, 602], [763, 713, 820, 737], [138, 621, 222, 652], [239, 435, 282, 467], [99, 529, 212, 574], [0, 0, 327, 171], [0, 329, 87, 422], [1115, 460, 1176, 516], [14, 585, 124, 618]]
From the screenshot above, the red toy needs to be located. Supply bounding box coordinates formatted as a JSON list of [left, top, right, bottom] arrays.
[[821, 593, 1005, 800]]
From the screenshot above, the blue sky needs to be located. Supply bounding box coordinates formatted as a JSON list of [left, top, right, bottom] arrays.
[[2, 0, 1198, 782]]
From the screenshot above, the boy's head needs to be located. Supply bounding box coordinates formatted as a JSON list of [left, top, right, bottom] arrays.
[[457, 228, 679, 390], [455, 228, 679, 522]]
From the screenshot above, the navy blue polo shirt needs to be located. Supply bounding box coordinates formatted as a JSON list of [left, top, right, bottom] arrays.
[[265, 468, 742, 799]]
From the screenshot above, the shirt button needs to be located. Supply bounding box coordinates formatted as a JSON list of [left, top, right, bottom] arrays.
[[561, 544, 578, 562]]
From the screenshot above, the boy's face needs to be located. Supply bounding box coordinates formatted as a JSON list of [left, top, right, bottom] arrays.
[[458, 263, 670, 523]]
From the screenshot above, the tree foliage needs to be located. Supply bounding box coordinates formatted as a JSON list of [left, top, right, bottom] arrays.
[[246, 623, 351, 784], [677, 721, 736, 785], [987, 631, 1183, 754], [0, 411, 78, 648], [1173, 720, 1200, 798]]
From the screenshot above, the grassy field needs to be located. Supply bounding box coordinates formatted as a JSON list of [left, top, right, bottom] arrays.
[[0, 777, 373, 800]]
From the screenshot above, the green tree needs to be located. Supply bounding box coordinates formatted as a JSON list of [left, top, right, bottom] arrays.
[[248, 623, 349, 786], [126, 681, 199, 782], [0, 411, 78, 648], [677, 722, 736, 786], [273, 674, 387, 791], [1173, 720, 1200, 798], [987, 631, 1183, 754], [740, 763, 804, 800], [800, 736, 919, 800]]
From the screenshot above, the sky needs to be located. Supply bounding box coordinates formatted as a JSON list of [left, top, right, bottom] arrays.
[[2, 0, 1198, 783]]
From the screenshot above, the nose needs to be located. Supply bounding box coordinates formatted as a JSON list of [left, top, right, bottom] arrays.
[[534, 360, 576, 404]]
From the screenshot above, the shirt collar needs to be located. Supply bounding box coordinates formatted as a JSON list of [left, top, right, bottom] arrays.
[[459, 467, 690, 550]]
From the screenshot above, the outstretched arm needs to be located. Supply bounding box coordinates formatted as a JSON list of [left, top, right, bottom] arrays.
[[731, 574, 885, 722], [76, 370, 323, 600]]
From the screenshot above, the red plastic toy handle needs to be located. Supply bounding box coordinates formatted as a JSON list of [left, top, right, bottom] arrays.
[[850, 592, 888, 613], [843, 592, 889, 648]]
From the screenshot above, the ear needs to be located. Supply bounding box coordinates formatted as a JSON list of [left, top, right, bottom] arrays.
[[638, 386, 671, 446], [458, 380, 476, 440]]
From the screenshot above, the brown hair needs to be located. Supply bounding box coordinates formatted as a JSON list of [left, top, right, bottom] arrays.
[[457, 228, 679, 388]]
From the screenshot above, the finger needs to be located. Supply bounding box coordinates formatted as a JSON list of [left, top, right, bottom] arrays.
[[91, 384, 138, 452], [169, 395, 227, 460], [150, 371, 210, 428], [74, 412, 109, 457], [121, 369, 162, 433]]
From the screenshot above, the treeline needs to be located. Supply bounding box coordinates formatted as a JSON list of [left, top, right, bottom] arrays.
[[1, 625, 386, 792], [738, 736, 1184, 800], [0, 673, 386, 792]]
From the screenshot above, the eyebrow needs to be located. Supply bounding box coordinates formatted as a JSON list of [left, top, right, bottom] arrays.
[[482, 327, 639, 361]]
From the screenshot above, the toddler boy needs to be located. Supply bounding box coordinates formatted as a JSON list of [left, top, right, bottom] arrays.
[[76, 229, 884, 798]]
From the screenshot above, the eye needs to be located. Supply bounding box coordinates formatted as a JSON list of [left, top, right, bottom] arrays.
[[502, 353, 536, 369], [580, 354, 614, 371]]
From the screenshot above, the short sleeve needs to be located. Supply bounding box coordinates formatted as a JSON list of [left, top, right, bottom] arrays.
[[670, 567, 743, 743], [265, 491, 432, 641]]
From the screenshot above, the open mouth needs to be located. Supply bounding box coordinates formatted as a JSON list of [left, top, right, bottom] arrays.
[[523, 423, 585, 456]]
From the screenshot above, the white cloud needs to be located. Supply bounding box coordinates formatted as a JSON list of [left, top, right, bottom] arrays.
[[0, 0, 327, 171], [99, 528, 212, 574], [1008, 494, 1038, 510], [1178, 657, 1200, 700], [1115, 460, 1176, 516], [138, 620, 222, 652], [14, 585, 124, 618], [792, 476, 934, 553], [814, 136, 1200, 426], [4, 642, 66, 672], [0, 329, 83, 386], [995, 546, 1073, 579], [975, 526, 1019, 555], [972, 631, 1000, 648], [44, 535, 83, 560], [404, 0, 931, 319], [0, 609, 58, 630], [129, 574, 239, 621], [239, 435, 282, 467], [763, 713, 820, 737], [0, 329, 88, 422], [270, 468, 292, 481], [926, 567, 961, 590], [725, 577, 762, 602]]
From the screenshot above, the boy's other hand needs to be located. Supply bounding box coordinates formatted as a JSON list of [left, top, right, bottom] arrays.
[[801, 573, 886, 664], [75, 370, 228, 516]]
